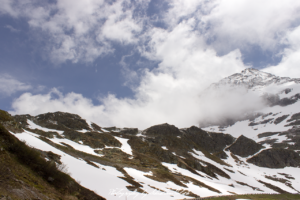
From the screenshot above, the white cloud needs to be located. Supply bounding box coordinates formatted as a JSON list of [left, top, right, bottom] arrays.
[[11, 19, 251, 129], [10, 88, 108, 122], [263, 26, 300, 78], [162, 0, 208, 28], [4, 25, 20, 32], [7, 0, 300, 128], [162, 0, 300, 55], [2, 0, 300, 67], [0, 0, 19, 17], [101, 1, 142, 44], [0, 0, 145, 63], [200, 0, 300, 53], [11, 74, 266, 129], [0, 74, 32, 96]]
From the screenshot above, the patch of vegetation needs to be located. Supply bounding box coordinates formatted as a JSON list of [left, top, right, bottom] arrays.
[[0, 110, 23, 132], [236, 181, 263, 191], [120, 128, 139, 135], [265, 175, 299, 193], [278, 173, 295, 180], [182, 175, 221, 194], [230, 153, 248, 167], [114, 166, 147, 194], [144, 167, 187, 187], [0, 123, 104, 199], [0, 110, 13, 121], [167, 188, 199, 198], [201, 193, 300, 200], [258, 180, 289, 193], [285, 112, 300, 126], [213, 150, 228, 159], [85, 159, 99, 168], [223, 168, 235, 173], [274, 115, 289, 124], [257, 132, 279, 138], [62, 130, 121, 149], [60, 142, 75, 149], [91, 123, 102, 132], [103, 126, 117, 131], [126, 185, 148, 193], [237, 171, 247, 176], [148, 185, 166, 193], [287, 112, 300, 122], [286, 120, 300, 126], [200, 149, 231, 167], [38, 135, 163, 176], [261, 118, 274, 124], [25, 128, 61, 138]]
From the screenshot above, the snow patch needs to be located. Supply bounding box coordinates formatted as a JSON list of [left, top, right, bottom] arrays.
[[27, 119, 64, 134], [114, 136, 133, 155], [161, 146, 168, 150]]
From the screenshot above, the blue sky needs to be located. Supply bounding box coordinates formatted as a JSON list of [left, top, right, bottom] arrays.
[[1, 0, 300, 128]]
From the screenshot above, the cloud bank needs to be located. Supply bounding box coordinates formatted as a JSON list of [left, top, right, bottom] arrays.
[[0, 0, 146, 63], [4, 0, 300, 128]]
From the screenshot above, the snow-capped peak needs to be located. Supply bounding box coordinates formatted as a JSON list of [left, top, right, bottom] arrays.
[[211, 68, 300, 90]]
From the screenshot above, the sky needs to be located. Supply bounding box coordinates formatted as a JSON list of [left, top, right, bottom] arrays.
[[1, 0, 300, 129]]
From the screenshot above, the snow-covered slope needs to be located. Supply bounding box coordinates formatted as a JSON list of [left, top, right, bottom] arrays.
[[3, 69, 300, 200], [11, 123, 300, 199], [211, 68, 300, 91], [204, 68, 300, 144]]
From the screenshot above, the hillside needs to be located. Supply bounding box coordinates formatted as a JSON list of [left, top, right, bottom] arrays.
[[1, 68, 300, 200], [0, 110, 105, 200]]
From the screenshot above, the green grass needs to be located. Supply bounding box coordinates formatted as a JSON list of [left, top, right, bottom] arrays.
[[0, 123, 104, 199], [197, 193, 300, 200]]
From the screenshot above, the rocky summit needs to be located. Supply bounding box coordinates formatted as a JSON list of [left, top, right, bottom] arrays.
[[1, 68, 300, 200]]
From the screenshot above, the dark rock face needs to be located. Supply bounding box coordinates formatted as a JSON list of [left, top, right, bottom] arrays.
[[184, 126, 235, 153], [63, 130, 121, 148], [257, 132, 279, 138], [283, 88, 292, 94], [14, 112, 91, 131], [35, 112, 91, 130], [143, 123, 182, 137], [120, 128, 138, 135], [213, 151, 228, 159], [226, 135, 264, 157], [264, 93, 300, 107], [247, 148, 300, 168], [263, 93, 300, 107], [274, 115, 289, 124], [286, 112, 300, 126]]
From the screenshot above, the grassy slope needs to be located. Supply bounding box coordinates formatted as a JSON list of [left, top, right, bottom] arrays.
[[202, 193, 300, 200], [0, 110, 105, 200]]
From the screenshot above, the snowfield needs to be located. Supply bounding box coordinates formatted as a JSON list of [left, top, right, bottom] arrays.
[[13, 128, 300, 199]]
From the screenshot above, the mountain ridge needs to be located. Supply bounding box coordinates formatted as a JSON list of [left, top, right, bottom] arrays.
[[1, 68, 300, 199]]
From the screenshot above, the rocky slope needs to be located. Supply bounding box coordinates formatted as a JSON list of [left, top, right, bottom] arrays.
[[1, 68, 300, 200], [0, 110, 105, 200]]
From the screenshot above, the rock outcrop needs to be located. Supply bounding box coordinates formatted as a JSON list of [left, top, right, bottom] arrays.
[[226, 135, 264, 157], [184, 126, 235, 153], [143, 123, 182, 137], [247, 148, 300, 168]]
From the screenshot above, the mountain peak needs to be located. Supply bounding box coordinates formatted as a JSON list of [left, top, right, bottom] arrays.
[[211, 68, 300, 90]]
